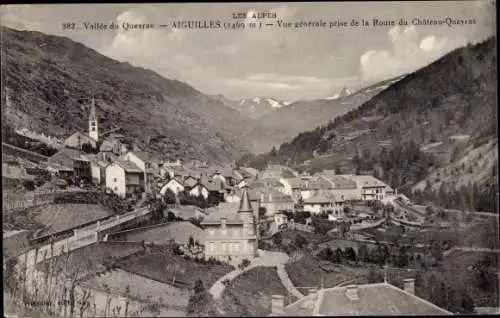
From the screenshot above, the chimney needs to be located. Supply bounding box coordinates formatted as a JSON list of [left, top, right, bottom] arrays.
[[403, 278, 415, 295], [220, 218, 227, 229], [271, 295, 285, 314], [345, 285, 359, 301]]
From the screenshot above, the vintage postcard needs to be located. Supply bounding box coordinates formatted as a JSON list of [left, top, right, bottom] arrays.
[[1, 1, 498, 317]]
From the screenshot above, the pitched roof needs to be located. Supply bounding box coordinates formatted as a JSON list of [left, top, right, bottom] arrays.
[[99, 140, 115, 152], [305, 176, 334, 190], [64, 131, 96, 145], [2, 163, 35, 181], [321, 174, 358, 189], [113, 160, 143, 173], [317, 283, 452, 316], [346, 175, 386, 188], [201, 202, 243, 225], [280, 283, 452, 316], [282, 177, 310, 189], [128, 150, 153, 162], [48, 147, 94, 169], [303, 194, 336, 204], [238, 187, 253, 213]]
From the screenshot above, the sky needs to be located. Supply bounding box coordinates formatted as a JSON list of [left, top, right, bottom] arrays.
[[1, 1, 496, 101]]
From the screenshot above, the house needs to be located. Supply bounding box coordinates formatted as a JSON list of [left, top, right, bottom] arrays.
[[63, 132, 97, 151], [188, 182, 209, 199], [259, 189, 295, 217], [300, 176, 334, 200], [279, 177, 311, 201], [239, 167, 259, 179], [320, 174, 361, 201], [160, 178, 185, 196], [201, 187, 258, 262], [183, 175, 199, 188], [269, 279, 452, 316], [123, 150, 156, 193], [82, 154, 109, 185], [349, 175, 387, 201], [105, 160, 144, 199], [2, 159, 35, 191], [211, 170, 226, 184], [47, 147, 93, 183], [303, 193, 344, 215], [261, 164, 298, 179], [261, 178, 286, 194]]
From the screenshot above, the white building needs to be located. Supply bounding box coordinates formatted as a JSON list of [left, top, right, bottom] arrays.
[[349, 175, 387, 201], [160, 178, 185, 196], [105, 160, 144, 199], [303, 194, 344, 215], [188, 183, 209, 199]]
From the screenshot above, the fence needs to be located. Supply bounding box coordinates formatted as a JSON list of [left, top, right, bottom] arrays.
[[3, 190, 90, 212]]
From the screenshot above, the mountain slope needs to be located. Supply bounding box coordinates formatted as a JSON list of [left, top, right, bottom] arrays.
[[241, 37, 497, 198], [250, 75, 407, 150], [1, 26, 258, 163]]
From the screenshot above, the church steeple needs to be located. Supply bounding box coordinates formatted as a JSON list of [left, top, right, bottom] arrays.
[[88, 96, 98, 142], [238, 185, 253, 213]]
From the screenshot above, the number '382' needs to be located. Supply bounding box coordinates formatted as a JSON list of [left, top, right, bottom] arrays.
[[62, 23, 76, 30]]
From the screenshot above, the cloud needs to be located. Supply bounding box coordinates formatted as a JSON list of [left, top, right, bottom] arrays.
[[360, 25, 468, 82]]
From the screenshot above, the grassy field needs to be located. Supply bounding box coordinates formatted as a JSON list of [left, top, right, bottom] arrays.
[[218, 266, 298, 317], [120, 221, 206, 245], [34, 204, 114, 236], [115, 246, 234, 290], [285, 254, 381, 289], [35, 241, 144, 280], [82, 268, 190, 311]]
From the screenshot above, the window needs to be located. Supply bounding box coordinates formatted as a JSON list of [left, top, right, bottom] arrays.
[[114, 178, 117, 182], [114, 187, 118, 191], [234, 242, 239, 252], [91, 127, 96, 132]]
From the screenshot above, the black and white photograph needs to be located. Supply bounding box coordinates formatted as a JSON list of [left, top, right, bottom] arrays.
[[1, 1, 498, 317]]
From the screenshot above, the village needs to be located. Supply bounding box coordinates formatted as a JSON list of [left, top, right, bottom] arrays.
[[3, 98, 499, 317]]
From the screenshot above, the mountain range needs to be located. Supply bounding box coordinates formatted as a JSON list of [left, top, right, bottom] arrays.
[[1, 26, 270, 163], [1, 26, 396, 157], [240, 37, 497, 203], [210, 95, 291, 119]]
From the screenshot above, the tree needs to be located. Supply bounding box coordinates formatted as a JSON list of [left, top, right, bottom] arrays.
[[294, 234, 308, 250], [193, 279, 205, 294], [163, 188, 177, 204], [272, 232, 283, 246], [358, 244, 370, 262], [344, 247, 357, 262], [189, 236, 195, 248]]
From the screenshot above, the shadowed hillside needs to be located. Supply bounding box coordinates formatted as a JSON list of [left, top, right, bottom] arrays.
[[1, 26, 265, 163], [240, 37, 497, 210]]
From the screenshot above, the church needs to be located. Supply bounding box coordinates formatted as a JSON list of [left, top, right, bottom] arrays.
[[63, 97, 100, 151], [201, 186, 258, 262]]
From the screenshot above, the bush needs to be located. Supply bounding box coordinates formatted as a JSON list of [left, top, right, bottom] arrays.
[[237, 258, 251, 270]]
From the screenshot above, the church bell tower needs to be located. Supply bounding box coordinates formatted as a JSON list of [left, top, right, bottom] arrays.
[[88, 96, 98, 142]]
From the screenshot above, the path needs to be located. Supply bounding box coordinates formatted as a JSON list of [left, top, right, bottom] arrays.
[[208, 249, 303, 300], [443, 246, 500, 256]]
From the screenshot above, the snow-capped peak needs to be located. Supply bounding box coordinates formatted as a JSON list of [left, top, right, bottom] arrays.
[[283, 101, 293, 106], [252, 97, 262, 103], [266, 98, 283, 108]]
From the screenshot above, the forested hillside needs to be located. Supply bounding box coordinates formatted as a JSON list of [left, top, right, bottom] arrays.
[[240, 37, 497, 211]]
